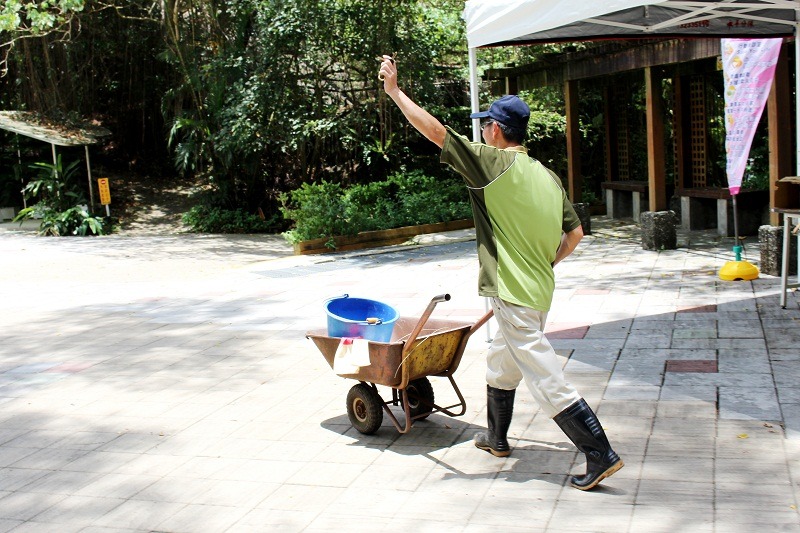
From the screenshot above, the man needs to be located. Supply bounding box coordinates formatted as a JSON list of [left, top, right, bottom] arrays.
[[378, 56, 623, 491]]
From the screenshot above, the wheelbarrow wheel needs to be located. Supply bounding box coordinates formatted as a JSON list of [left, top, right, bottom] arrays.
[[346, 384, 383, 435], [402, 377, 435, 420]]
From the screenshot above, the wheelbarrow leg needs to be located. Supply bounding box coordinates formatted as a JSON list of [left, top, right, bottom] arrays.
[[411, 374, 466, 418], [381, 388, 415, 434], [435, 374, 467, 417], [397, 375, 467, 429]]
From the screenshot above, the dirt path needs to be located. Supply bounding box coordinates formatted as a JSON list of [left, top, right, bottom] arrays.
[[110, 172, 201, 235]]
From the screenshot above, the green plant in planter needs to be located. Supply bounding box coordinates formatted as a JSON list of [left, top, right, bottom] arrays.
[[279, 180, 348, 244], [13, 155, 111, 236], [279, 171, 472, 246]]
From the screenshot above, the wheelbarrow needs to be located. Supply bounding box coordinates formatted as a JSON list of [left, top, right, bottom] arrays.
[[306, 294, 493, 434]]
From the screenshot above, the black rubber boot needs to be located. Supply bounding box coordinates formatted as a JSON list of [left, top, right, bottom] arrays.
[[474, 385, 515, 457], [553, 398, 624, 490]]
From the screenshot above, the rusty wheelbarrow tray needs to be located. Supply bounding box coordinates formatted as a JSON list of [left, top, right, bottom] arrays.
[[307, 294, 493, 434]]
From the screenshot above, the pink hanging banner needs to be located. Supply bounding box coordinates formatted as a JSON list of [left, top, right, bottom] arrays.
[[722, 38, 782, 196]]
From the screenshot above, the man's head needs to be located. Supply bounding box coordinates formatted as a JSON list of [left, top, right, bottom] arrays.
[[470, 95, 530, 146]]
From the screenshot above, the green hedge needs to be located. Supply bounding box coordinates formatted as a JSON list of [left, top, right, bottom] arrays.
[[279, 171, 472, 244], [181, 206, 279, 234]]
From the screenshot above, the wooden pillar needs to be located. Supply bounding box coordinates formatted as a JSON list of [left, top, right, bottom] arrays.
[[673, 75, 691, 191], [769, 43, 793, 225], [645, 67, 667, 211], [565, 79, 582, 202], [603, 85, 618, 182]]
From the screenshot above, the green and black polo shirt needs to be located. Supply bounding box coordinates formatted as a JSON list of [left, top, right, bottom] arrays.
[[441, 128, 581, 312]]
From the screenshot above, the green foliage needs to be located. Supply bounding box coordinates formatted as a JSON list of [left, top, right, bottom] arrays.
[[3, 1, 469, 218], [581, 189, 600, 205], [22, 155, 83, 213], [525, 105, 568, 176], [15, 204, 108, 236], [161, 0, 467, 215], [741, 143, 770, 190], [13, 155, 111, 236], [0, 0, 84, 34], [181, 205, 279, 234], [168, 117, 210, 177], [280, 171, 472, 245], [278, 180, 348, 243], [527, 109, 567, 142], [0, 0, 86, 76]]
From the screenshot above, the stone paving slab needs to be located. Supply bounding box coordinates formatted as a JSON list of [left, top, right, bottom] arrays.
[[0, 217, 798, 532]]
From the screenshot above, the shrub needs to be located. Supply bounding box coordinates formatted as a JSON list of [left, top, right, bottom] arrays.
[[280, 171, 472, 246], [278, 180, 348, 243], [181, 205, 279, 234], [393, 172, 473, 225], [344, 180, 398, 233], [34, 206, 110, 236]]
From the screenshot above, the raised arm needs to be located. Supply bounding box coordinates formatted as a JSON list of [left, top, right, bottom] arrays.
[[379, 55, 447, 149]]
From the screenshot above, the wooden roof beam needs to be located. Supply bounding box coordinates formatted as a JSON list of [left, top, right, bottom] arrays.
[[485, 38, 722, 88]]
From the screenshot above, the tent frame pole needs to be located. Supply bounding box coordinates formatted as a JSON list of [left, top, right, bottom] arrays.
[[469, 47, 481, 142], [468, 46, 493, 341]]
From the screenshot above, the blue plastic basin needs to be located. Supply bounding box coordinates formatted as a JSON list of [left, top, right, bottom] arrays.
[[325, 295, 399, 342]]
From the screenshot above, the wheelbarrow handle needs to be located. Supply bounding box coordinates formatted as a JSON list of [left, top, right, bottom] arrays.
[[468, 307, 493, 336], [439, 307, 494, 380], [401, 294, 450, 357]]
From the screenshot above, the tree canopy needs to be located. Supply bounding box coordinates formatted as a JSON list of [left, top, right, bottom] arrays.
[[1, 0, 86, 74]]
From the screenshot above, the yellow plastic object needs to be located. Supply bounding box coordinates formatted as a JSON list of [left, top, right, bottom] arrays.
[[719, 260, 759, 281]]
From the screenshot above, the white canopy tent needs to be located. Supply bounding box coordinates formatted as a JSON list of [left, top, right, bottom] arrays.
[[463, 0, 800, 175]]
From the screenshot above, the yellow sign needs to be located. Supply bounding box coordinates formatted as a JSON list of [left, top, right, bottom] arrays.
[[98, 178, 111, 205]]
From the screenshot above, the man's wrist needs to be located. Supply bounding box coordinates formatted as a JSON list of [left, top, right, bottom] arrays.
[[386, 87, 403, 101]]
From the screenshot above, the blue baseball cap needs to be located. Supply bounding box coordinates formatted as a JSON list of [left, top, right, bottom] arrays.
[[470, 95, 530, 131]]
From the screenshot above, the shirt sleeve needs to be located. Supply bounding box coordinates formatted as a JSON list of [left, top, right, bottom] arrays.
[[440, 128, 513, 188], [561, 193, 581, 233]]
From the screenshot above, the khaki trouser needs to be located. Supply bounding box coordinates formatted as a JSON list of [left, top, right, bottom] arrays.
[[486, 297, 581, 418]]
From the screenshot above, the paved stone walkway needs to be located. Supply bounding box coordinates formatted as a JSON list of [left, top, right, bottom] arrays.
[[0, 218, 798, 532]]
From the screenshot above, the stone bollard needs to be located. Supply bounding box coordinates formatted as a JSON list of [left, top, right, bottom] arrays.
[[759, 224, 796, 277], [641, 210, 677, 251], [572, 203, 591, 235]]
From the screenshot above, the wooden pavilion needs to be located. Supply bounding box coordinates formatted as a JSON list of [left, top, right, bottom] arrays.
[[482, 37, 794, 234]]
